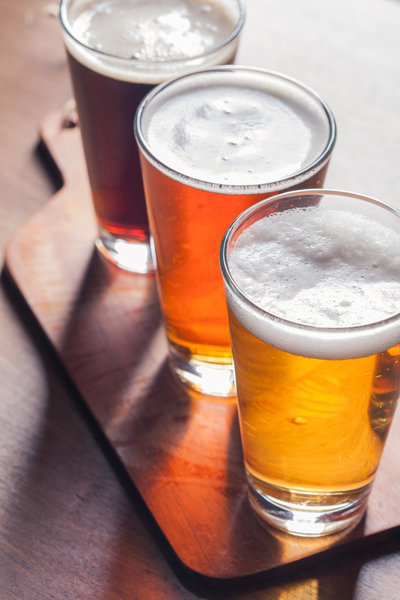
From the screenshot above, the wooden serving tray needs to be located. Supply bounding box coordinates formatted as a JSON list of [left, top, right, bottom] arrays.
[[4, 110, 400, 584]]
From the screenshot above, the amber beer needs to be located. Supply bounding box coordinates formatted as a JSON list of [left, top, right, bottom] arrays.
[[59, 0, 245, 273], [221, 190, 400, 536], [135, 67, 336, 396]]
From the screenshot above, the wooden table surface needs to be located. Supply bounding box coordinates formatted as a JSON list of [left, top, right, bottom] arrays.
[[1, 0, 400, 598]]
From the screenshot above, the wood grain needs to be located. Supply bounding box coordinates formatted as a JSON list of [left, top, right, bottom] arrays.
[[5, 109, 400, 583], [2, 0, 400, 597]]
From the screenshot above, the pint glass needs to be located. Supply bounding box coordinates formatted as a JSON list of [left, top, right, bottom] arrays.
[[135, 67, 336, 396], [220, 189, 400, 536], [59, 0, 245, 273]]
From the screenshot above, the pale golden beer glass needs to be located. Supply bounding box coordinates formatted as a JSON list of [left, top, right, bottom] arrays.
[[135, 67, 336, 396], [220, 190, 400, 536]]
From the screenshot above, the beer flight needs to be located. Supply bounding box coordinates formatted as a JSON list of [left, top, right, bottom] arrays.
[[59, 0, 400, 538]]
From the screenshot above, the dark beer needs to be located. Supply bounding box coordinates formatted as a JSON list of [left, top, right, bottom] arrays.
[[66, 54, 152, 239], [60, 0, 245, 271]]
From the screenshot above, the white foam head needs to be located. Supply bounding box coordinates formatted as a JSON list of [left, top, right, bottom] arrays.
[[136, 67, 336, 191], [60, 0, 244, 83], [222, 191, 400, 359]]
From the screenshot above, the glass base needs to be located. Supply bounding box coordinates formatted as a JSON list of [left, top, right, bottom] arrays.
[[247, 473, 369, 537], [95, 229, 154, 274], [169, 344, 236, 398]]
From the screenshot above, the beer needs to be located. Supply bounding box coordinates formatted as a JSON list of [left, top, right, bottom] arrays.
[[221, 190, 400, 535], [60, 0, 245, 272], [135, 67, 336, 395], [66, 54, 152, 240]]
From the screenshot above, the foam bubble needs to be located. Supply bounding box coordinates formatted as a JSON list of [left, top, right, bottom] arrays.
[[143, 73, 330, 187], [227, 206, 400, 358], [63, 0, 238, 82]]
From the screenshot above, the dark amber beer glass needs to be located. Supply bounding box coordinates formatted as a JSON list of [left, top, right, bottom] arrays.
[[135, 67, 336, 396], [59, 0, 245, 273], [220, 190, 400, 536]]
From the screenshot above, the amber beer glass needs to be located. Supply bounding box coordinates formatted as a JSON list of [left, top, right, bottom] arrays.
[[59, 0, 245, 273], [220, 189, 400, 536], [135, 67, 336, 396]]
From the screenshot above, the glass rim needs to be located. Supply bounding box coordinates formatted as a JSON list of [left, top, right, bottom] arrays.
[[134, 66, 337, 195], [59, 0, 246, 66], [220, 188, 400, 337]]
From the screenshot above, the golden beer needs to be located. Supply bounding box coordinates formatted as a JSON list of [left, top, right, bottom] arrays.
[[135, 67, 336, 396], [221, 190, 400, 536], [230, 313, 400, 498]]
